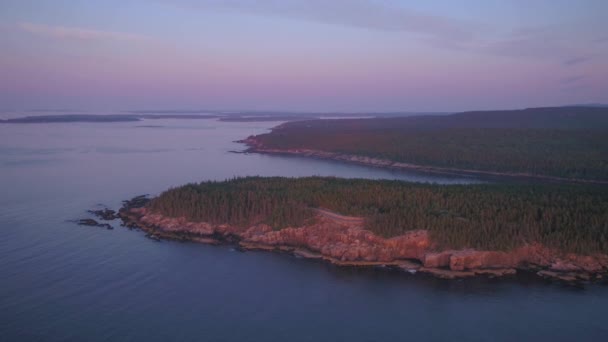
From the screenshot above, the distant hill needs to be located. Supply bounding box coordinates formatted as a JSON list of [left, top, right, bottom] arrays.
[[445, 106, 608, 129], [567, 104, 608, 108], [285, 106, 608, 131]]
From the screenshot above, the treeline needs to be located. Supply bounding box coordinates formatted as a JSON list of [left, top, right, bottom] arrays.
[[252, 107, 608, 181], [149, 177, 608, 254]]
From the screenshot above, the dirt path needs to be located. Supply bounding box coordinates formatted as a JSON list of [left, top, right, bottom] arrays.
[[313, 208, 365, 225]]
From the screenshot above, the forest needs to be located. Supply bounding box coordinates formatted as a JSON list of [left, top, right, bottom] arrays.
[[251, 107, 608, 181], [148, 177, 608, 254]]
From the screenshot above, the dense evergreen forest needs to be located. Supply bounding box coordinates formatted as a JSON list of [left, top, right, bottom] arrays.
[[149, 177, 608, 254], [251, 107, 608, 181]]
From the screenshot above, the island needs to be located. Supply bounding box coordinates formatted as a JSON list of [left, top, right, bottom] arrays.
[[118, 177, 608, 282], [0, 111, 390, 124], [241, 106, 608, 183], [0, 113, 219, 123]]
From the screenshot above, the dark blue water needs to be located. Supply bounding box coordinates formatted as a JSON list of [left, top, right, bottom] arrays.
[[1, 118, 607, 341]]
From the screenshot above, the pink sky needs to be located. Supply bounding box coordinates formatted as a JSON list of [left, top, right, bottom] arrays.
[[1, 0, 607, 111]]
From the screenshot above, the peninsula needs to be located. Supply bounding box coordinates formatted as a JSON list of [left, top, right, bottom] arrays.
[[241, 106, 608, 183], [119, 177, 608, 283]]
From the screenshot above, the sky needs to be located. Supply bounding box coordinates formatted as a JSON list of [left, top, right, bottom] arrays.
[[1, 0, 607, 112]]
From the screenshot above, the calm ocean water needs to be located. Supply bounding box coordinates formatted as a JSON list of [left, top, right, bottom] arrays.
[[1, 117, 607, 341]]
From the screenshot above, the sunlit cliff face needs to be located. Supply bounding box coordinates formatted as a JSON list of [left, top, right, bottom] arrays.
[[1, 0, 607, 111]]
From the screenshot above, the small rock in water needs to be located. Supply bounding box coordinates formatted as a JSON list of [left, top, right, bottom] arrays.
[[88, 208, 118, 220], [145, 234, 161, 242], [77, 218, 101, 227], [122, 195, 150, 209], [74, 218, 114, 230], [126, 222, 139, 230]]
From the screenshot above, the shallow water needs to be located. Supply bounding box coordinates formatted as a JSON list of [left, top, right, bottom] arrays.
[[1, 118, 606, 341]]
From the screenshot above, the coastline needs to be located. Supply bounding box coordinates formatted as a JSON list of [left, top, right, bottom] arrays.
[[238, 136, 608, 185], [119, 203, 608, 284]]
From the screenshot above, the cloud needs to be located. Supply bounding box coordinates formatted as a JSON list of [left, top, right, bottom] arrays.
[[460, 28, 570, 60], [559, 75, 588, 93], [563, 56, 590, 66], [161, 0, 478, 41], [442, 27, 603, 66], [593, 36, 608, 44], [560, 75, 585, 84], [162, 1, 595, 62], [560, 83, 590, 93], [156, 0, 607, 65], [17, 22, 149, 42]]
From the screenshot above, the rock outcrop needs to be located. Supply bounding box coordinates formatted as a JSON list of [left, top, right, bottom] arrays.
[[74, 218, 113, 230], [119, 206, 608, 283]]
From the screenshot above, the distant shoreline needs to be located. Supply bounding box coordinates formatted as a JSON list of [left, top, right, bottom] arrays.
[[240, 136, 608, 185], [0, 114, 220, 123], [238, 106, 608, 184], [0, 111, 454, 124]]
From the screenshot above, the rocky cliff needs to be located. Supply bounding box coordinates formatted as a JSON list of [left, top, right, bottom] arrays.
[[120, 206, 608, 283]]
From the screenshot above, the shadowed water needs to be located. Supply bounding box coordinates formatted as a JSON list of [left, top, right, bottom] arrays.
[[1, 118, 606, 341]]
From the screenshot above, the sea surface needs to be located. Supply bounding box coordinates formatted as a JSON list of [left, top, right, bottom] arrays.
[[1, 117, 607, 341]]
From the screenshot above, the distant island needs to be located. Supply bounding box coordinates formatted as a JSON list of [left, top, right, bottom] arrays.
[[118, 177, 608, 282], [0, 113, 220, 123], [0, 111, 420, 124], [242, 106, 608, 183]]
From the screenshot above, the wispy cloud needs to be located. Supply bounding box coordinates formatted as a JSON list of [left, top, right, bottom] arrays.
[[560, 83, 590, 93], [593, 36, 608, 44], [560, 75, 585, 84], [435, 26, 605, 66], [161, 0, 603, 64], [563, 56, 591, 66], [457, 28, 571, 60], [162, 0, 478, 41], [559, 74, 589, 93], [17, 22, 149, 42]]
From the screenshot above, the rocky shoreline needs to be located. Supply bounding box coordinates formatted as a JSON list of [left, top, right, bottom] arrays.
[[238, 136, 608, 185], [117, 198, 608, 284]]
